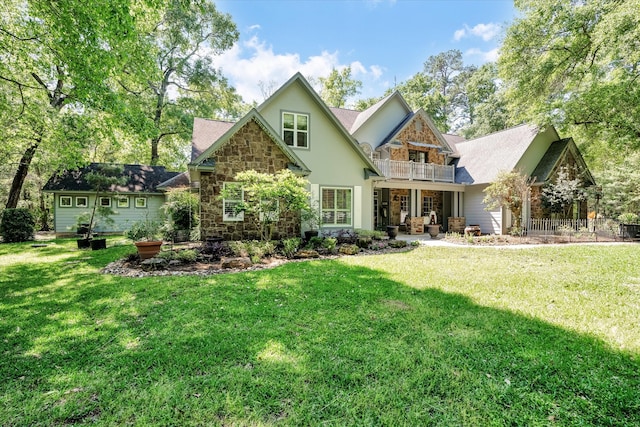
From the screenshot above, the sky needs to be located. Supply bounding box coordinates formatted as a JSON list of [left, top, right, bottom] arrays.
[[213, 0, 518, 106]]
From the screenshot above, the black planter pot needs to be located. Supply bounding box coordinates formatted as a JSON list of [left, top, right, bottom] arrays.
[[77, 238, 91, 249], [90, 238, 107, 250], [386, 225, 399, 240], [304, 230, 319, 241]]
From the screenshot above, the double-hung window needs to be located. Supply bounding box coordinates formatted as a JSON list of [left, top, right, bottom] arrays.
[[422, 196, 433, 216], [282, 112, 308, 148], [223, 182, 244, 221], [321, 187, 352, 226]]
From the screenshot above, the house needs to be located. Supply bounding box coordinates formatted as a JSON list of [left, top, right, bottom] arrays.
[[43, 163, 187, 236], [189, 72, 596, 239], [453, 124, 596, 234]]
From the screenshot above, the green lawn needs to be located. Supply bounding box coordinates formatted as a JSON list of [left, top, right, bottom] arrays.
[[1, 238, 638, 426]]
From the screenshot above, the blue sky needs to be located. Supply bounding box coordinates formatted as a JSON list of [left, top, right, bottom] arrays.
[[214, 0, 517, 106]]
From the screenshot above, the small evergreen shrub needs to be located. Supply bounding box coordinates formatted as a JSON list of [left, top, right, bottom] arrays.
[[281, 237, 301, 259], [322, 237, 337, 253], [388, 240, 407, 248], [1, 208, 36, 242]]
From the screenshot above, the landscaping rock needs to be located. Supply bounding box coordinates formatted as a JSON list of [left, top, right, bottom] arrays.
[[339, 244, 360, 255], [294, 249, 320, 259], [141, 257, 168, 271], [221, 256, 252, 269]]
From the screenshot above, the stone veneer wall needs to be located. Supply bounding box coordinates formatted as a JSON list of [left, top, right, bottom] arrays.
[[388, 189, 443, 226], [199, 120, 301, 241], [390, 115, 446, 165]]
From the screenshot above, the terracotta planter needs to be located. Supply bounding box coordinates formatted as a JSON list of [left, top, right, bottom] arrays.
[[135, 241, 163, 260], [427, 224, 440, 238]]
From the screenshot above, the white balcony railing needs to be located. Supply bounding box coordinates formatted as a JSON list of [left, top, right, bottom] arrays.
[[373, 159, 455, 183]]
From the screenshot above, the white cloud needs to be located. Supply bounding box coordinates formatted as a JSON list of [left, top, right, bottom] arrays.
[[212, 35, 385, 105], [453, 23, 501, 42], [465, 47, 500, 63]]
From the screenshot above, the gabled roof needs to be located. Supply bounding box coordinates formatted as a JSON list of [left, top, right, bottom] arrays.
[[189, 109, 311, 174], [256, 72, 381, 176], [43, 163, 182, 193], [453, 124, 541, 185], [157, 171, 191, 190], [531, 138, 596, 186], [382, 109, 455, 154]]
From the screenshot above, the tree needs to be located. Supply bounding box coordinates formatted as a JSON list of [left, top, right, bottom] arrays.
[[220, 170, 312, 241], [483, 170, 534, 231], [390, 72, 448, 130], [499, 0, 640, 155], [83, 164, 126, 240], [460, 63, 511, 139], [319, 67, 362, 108], [542, 166, 588, 219], [117, 0, 242, 166], [0, 0, 157, 209]]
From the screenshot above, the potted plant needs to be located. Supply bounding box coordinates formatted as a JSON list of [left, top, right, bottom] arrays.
[[77, 164, 125, 250], [125, 218, 163, 259]]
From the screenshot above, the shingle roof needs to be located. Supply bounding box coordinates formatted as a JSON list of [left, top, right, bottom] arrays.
[[329, 107, 361, 132], [453, 124, 539, 185], [43, 163, 182, 193], [191, 118, 234, 161]]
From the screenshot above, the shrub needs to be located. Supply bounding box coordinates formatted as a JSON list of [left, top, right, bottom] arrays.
[[322, 237, 337, 253], [618, 212, 639, 224], [369, 240, 388, 250], [307, 236, 324, 249], [1, 208, 36, 242], [200, 240, 233, 261], [281, 237, 301, 259], [228, 241, 248, 257], [339, 244, 360, 255], [388, 240, 407, 248]]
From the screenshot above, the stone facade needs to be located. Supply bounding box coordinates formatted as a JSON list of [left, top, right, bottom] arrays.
[[390, 115, 447, 165], [530, 150, 590, 220], [199, 119, 301, 241], [388, 188, 444, 226]]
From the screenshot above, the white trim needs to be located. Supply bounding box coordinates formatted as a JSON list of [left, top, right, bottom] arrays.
[[354, 186, 362, 229], [59, 196, 72, 208], [116, 195, 129, 208], [223, 182, 244, 222], [282, 111, 309, 149], [75, 196, 88, 208], [134, 197, 147, 208], [321, 186, 353, 227], [99, 196, 112, 208]]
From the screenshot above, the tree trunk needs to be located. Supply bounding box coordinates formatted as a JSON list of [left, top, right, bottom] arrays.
[[5, 141, 39, 209]]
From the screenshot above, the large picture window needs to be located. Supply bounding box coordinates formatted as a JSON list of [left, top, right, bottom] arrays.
[[321, 187, 352, 226], [282, 112, 308, 148], [223, 182, 244, 221]]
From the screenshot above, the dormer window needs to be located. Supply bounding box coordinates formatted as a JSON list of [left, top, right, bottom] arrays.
[[283, 112, 308, 148]]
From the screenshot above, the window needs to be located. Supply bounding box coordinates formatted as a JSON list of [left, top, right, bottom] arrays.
[[59, 196, 72, 208], [116, 196, 129, 208], [409, 150, 426, 163], [223, 183, 244, 221], [99, 197, 111, 208], [135, 197, 147, 208], [400, 195, 408, 213], [422, 196, 433, 216], [282, 112, 308, 148], [321, 187, 352, 226], [75, 196, 88, 208]]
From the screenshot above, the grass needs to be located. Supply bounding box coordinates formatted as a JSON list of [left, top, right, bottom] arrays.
[[1, 238, 639, 426]]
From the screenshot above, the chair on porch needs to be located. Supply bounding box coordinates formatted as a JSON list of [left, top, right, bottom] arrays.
[[399, 211, 409, 232]]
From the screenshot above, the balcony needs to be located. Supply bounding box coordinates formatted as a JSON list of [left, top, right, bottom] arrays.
[[373, 159, 455, 183]]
